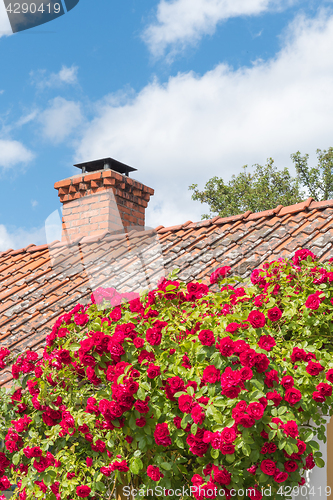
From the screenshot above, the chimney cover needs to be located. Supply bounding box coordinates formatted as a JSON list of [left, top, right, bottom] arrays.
[[74, 157, 137, 176]]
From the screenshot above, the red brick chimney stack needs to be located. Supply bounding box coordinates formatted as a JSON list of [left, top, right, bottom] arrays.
[[54, 162, 154, 241]]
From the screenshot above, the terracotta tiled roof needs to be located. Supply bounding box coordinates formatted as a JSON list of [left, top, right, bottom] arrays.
[[1, 196, 333, 387]]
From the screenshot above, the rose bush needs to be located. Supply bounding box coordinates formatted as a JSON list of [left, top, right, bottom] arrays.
[[1, 249, 333, 500]]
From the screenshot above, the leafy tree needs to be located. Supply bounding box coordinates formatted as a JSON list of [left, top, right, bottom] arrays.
[[189, 148, 333, 219], [292, 148, 333, 202]]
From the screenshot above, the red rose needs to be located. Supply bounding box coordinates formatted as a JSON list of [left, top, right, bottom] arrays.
[[57, 349, 72, 365], [136, 418, 146, 427], [284, 460, 298, 472], [247, 465, 257, 475], [198, 330, 215, 346], [281, 375, 294, 389], [306, 361, 324, 376], [146, 328, 162, 346], [101, 465, 113, 477], [134, 400, 149, 414], [246, 487, 263, 500], [267, 443, 277, 453], [0, 476, 11, 490], [178, 395, 194, 414], [305, 294, 321, 310], [238, 414, 255, 428], [284, 421, 298, 438], [267, 307, 282, 322], [210, 267, 231, 284], [133, 338, 144, 348], [239, 349, 257, 368], [225, 323, 241, 333], [147, 364, 161, 379], [111, 460, 129, 472], [220, 443, 235, 455], [191, 405, 205, 425], [312, 391, 326, 402], [147, 465, 164, 481], [91, 439, 105, 453], [247, 402, 264, 420], [254, 353, 270, 373], [305, 453, 315, 470], [165, 376, 185, 400], [292, 249, 316, 265], [217, 337, 235, 357], [274, 470, 288, 483], [248, 310, 266, 328], [86, 457, 93, 467], [76, 486, 91, 498], [202, 365, 220, 384], [186, 429, 209, 456], [326, 369, 333, 383], [264, 370, 279, 388], [297, 440, 306, 455], [316, 383, 332, 397], [220, 427, 236, 443], [285, 388, 302, 405], [258, 335, 276, 351], [212, 465, 231, 486], [154, 423, 171, 447], [267, 391, 282, 407], [239, 367, 253, 381], [260, 459, 276, 475], [291, 347, 306, 362]]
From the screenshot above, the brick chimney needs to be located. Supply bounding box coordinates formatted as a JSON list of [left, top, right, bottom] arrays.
[[54, 158, 154, 241]]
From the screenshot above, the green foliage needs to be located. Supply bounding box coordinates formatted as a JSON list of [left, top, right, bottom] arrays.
[[189, 148, 333, 219]]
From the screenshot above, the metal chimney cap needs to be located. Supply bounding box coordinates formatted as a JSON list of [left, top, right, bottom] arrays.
[[74, 157, 137, 176]]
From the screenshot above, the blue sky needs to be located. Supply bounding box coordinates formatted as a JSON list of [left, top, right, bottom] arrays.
[[0, 0, 333, 250]]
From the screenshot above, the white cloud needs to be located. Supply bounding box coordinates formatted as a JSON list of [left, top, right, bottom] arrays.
[[0, 224, 46, 251], [30, 65, 79, 89], [0, 139, 34, 169], [0, 1, 12, 38], [74, 11, 333, 228], [143, 0, 293, 59], [0, 90, 4, 95], [31, 200, 38, 208], [39, 97, 83, 144], [16, 110, 39, 127]]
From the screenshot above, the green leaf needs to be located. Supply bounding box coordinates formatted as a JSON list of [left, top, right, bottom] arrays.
[[224, 418, 235, 428], [191, 423, 198, 435], [130, 461, 140, 475], [315, 457, 325, 468], [308, 440, 320, 451], [187, 386, 195, 396], [96, 482, 106, 491], [278, 440, 286, 450], [211, 448, 219, 459], [242, 444, 251, 456], [161, 462, 172, 470], [137, 388, 146, 400], [225, 454, 235, 464], [69, 343, 81, 351], [250, 449, 259, 462], [175, 438, 184, 449], [21, 374, 30, 390], [304, 430, 314, 442], [284, 444, 294, 455]]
